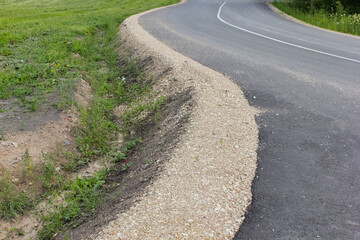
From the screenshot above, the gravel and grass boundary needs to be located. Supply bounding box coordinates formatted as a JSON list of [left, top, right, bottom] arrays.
[[93, 3, 259, 239]]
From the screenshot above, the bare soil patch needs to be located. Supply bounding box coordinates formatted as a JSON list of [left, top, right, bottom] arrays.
[[0, 79, 92, 240], [0, 79, 92, 176], [0, 94, 62, 134]]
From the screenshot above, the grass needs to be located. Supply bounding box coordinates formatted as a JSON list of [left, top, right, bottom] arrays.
[[273, 1, 360, 36], [120, 96, 166, 134], [0, 126, 5, 140], [0, 174, 32, 220], [0, 0, 178, 238], [0, 0, 177, 110], [114, 137, 142, 163], [38, 170, 107, 240]]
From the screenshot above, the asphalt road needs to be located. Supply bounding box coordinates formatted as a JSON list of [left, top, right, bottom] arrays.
[[139, 0, 360, 239]]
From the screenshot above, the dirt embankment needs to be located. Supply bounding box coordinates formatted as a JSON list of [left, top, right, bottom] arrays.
[[0, 78, 92, 240], [0, 79, 92, 173], [90, 4, 259, 239]]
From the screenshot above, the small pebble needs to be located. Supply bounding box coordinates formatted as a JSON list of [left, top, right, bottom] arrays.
[[12, 177, 19, 183]]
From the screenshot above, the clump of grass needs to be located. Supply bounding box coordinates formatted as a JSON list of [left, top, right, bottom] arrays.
[[61, 151, 90, 172], [121, 97, 165, 134], [0, 126, 5, 140], [75, 97, 119, 157], [114, 137, 142, 163], [0, 173, 32, 220], [38, 170, 106, 240], [22, 149, 35, 183], [40, 153, 64, 191]]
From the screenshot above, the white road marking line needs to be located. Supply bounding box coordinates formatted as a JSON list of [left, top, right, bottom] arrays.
[[217, 2, 360, 64]]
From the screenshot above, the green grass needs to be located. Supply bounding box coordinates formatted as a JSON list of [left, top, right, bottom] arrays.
[[113, 137, 142, 163], [120, 96, 165, 133], [0, 173, 32, 220], [273, 1, 360, 36], [0, 0, 177, 109], [38, 170, 107, 240]]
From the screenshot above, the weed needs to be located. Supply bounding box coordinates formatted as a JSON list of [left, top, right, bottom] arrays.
[[57, 78, 76, 109], [0, 126, 5, 140], [113, 137, 142, 163], [121, 97, 165, 134], [38, 170, 106, 239], [124, 137, 142, 151], [121, 162, 134, 171], [61, 151, 90, 172], [0, 173, 32, 220], [114, 152, 127, 163], [40, 153, 63, 191], [22, 149, 33, 179], [76, 97, 118, 157], [20, 121, 25, 131], [18, 229, 25, 236], [28, 97, 39, 112]]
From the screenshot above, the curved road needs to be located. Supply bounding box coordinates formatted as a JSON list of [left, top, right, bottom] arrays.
[[139, 0, 360, 239]]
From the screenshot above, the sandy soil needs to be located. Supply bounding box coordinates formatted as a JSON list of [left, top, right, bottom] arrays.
[[92, 2, 259, 239], [0, 79, 92, 175]]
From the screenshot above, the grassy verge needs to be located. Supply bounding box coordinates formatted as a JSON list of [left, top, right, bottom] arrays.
[[0, 0, 177, 238], [273, 1, 360, 36], [0, 0, 176, 110]]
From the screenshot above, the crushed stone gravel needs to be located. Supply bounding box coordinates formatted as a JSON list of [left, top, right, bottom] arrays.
[[93, 2, 259, 239]]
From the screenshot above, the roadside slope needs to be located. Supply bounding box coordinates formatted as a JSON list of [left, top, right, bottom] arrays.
[[94, 4, 259, 240]]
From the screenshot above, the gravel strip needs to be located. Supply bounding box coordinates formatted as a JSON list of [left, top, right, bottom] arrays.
[[94, 2, 259, 239]]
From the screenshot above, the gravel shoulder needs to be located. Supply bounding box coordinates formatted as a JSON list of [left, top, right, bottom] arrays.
[[93, 2, 259, 239]]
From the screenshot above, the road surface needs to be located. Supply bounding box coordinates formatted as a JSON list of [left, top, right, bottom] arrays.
[[139, 0, 360, 239]]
